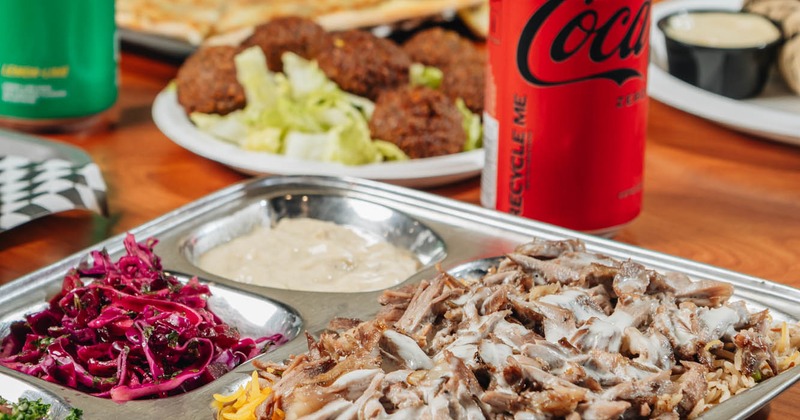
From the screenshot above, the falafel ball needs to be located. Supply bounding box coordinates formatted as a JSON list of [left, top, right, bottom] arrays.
[[403, 27, 486, 114], [441, 62, 485, 114], [317, 30, 411, 101], [241, 16, 332, 72], [369, 86, 466, 159], [176, 45, 246, 116], [402, 27, 484, 69]]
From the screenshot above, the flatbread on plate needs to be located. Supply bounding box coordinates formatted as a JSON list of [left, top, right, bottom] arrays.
[[116, 0, 225, 45], [116, 0, 486, 46]]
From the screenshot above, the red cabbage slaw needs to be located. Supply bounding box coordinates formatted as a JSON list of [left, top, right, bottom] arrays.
[[0, 234, 283, 402]]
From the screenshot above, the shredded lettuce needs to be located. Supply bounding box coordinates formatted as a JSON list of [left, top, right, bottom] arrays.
[[235, 47, 283, 119], [283, 131, 336, 162], [456, 98, 482, 151], [409, 63, 444, 89], [373, 140, 408, 162], [0, 234, 284, 402], [242, 127, 282, 153], [190, 112, 247, 143], [190, 47, 408, 164]]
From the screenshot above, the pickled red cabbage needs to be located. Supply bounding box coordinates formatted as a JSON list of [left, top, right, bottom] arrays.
[[0, 234, 282, 402]]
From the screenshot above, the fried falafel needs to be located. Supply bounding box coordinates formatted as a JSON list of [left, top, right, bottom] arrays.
[[317, 30, 411, 101], [441, 61, 485, 114], [403, 27, 486, 114], [402, 27, 484, 68], [369, 86, 466, 159], [241, 16, 332, 72], [176, 45, 246, 116]]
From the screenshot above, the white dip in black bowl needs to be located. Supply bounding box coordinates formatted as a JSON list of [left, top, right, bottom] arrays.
[[658, 11, 783, 99]]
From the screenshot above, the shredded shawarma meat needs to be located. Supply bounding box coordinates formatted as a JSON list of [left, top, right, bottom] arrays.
[[243, 238, 799, 419]]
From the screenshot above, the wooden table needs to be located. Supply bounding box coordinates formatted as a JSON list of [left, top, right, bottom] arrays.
[[1, 49, 799, 417]]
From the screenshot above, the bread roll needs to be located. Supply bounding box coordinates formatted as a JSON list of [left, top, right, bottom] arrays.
[[744, 1, 800, 95], [780, 35, 800, 94], [783, 8, 800, 37], [743, 0, 800, 22]]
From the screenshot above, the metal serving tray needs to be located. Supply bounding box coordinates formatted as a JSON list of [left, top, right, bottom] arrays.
[[1, 175, 799, 419]]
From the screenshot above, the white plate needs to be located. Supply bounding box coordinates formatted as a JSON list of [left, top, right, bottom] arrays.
[[648, 0, 800, 146], [152, 89, 484, 188]]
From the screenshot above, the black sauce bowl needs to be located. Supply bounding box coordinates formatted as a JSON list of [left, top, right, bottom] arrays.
[[657, 10, 783, 99]]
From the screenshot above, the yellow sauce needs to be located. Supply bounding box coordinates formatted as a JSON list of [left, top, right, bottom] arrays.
[[198, 218, 420, 292], [664, 12, 781, 48]]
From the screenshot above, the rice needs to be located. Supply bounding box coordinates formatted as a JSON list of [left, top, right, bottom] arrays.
[[690, 321, 800, 418]]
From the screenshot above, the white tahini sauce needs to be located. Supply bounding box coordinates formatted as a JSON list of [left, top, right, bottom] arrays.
[[198, 218, 420, 292], [664, 12, 781, 48]]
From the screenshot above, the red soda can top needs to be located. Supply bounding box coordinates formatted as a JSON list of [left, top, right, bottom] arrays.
[[482, 0, 651, 235]]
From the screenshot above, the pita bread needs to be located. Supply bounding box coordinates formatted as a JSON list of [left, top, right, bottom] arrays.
[[457, 0, 489, 38], [116, 0, 224, 45], [314, 0, 484, 32], [117, 0, 485, 46], [215, 0, 386, 34]]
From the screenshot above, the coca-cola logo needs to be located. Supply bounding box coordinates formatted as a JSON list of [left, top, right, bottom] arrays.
[[517, 0, 651, 86]]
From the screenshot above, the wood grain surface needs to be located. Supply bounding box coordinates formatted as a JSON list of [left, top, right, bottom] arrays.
[[1, 44, 799, 417]]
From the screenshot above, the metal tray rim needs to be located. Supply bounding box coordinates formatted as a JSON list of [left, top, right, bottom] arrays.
[[1, 175, 798, 419]]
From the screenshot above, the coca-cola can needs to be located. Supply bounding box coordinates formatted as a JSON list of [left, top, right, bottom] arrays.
[[481, 0, 651, 235]]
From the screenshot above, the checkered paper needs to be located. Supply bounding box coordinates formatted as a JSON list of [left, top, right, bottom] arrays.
[[0, 155, 107, 232]]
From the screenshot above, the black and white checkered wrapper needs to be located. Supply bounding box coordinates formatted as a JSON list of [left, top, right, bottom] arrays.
[[0, 155, 108, 232]]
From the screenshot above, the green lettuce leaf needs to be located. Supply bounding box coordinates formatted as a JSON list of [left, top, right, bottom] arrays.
[[189, 111, 247, 143], [409, 63, 443, 89], [242, 127, 282, 153], [456, 98, 482, 151], [374, 140, 409, 161], [189, 46, 409, 165]]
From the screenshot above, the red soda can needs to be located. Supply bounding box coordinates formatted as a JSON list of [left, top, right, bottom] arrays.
[[481, 0, 651, 235]]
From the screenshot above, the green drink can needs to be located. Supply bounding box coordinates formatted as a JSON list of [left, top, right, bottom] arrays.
[[0, 1, 117, 131]]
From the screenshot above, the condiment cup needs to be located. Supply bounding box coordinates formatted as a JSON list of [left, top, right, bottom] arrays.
[[657, 10, 783, 99]]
